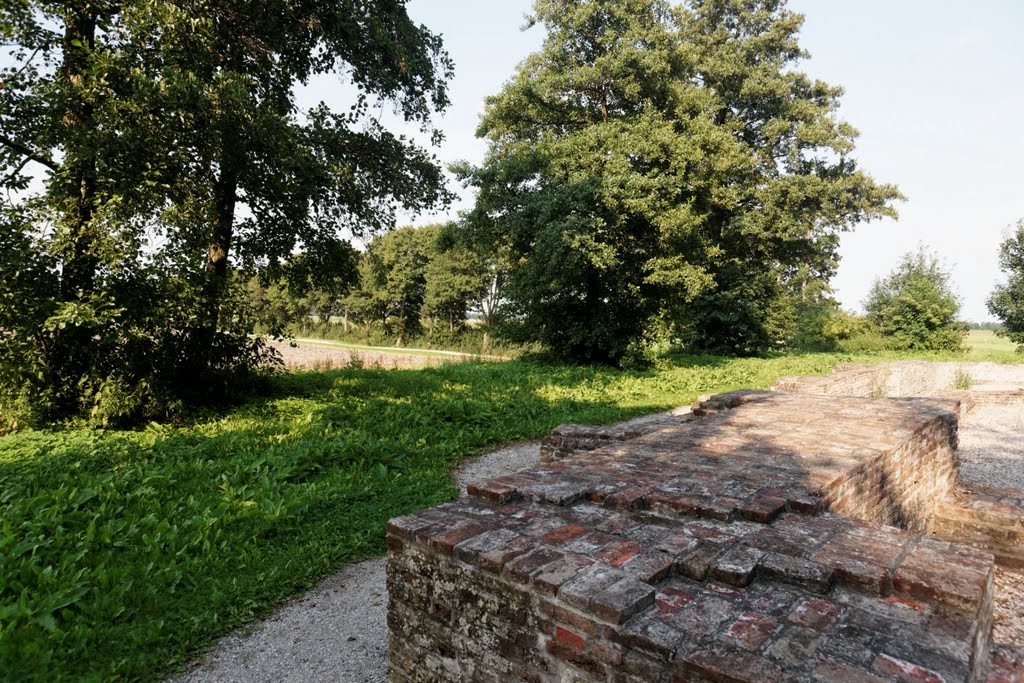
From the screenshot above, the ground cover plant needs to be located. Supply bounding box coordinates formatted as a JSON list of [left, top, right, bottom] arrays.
[[4, 350, 1007, 681]]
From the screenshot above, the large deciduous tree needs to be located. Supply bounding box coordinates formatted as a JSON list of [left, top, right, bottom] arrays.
[[987, 219, 1024, 351], [0, 1, 452, 427], [457, 0, 900, 362]]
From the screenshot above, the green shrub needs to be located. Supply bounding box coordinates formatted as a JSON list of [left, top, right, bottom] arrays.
[[865, 248, 966, 352]]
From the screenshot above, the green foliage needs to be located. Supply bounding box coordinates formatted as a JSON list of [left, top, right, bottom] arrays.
[[2, 350, 936, 680], [987, 219, 1024, 351], [340, 224, 503, 348], [0, 1, 452, 427], [458, 0, 901, 363], [345, 226, 437, 345], [249, 245, 361, 336], [952, 367, 972, 390], [423, 230, 490, 335], [865, 248, 966, 351]]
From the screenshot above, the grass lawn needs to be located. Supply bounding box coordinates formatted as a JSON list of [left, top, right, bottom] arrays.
[[0, 348, 1019, 681], [964, 329, 1019, 359]]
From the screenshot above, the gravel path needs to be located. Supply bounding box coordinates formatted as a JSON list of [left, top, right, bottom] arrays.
[[175, 400, 1023, 682], [958, 402, 1024, 490], [268, 340, 460, 371]]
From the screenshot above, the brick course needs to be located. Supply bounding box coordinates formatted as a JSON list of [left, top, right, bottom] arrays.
[[388, 391, 1000, 682]]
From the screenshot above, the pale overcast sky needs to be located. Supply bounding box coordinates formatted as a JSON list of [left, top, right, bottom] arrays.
[[305, 1, 1024, 322]]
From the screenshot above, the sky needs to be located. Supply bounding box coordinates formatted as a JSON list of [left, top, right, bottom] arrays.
[[308, 1, 1024, 321]]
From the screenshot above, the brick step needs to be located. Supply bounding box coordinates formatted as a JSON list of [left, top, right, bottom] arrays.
[[932, 483, 1024, 570]]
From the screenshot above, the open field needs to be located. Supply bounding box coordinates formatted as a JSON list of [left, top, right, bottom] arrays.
[[2, 349, 1022, 680], [965, 329, 1019, 358]]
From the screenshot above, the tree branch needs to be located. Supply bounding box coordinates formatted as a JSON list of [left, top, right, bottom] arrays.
[[2, 155, 32, 187], [0, 134, 59, 172]]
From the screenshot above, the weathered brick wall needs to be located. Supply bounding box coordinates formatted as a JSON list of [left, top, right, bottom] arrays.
[[933, 483, 1024, 570], [688, 391, 960, 532], [388, 499, 994, 682], [388, 392, 997, 682], [769, 362, 1024, 569]]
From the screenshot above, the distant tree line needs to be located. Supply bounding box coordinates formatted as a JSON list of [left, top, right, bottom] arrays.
[[248, 224, 508, 350]]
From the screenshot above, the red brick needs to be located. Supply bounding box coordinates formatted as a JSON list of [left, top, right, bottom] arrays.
[[679, 645, 783, 683], [532, 554, 595, 595], [591, 577, 655, 624], [738, 495, 788, 523], [722, 611, 778, 651], [422, 519, 488, 555], [620, 551, 674, 584], [788, 597, 842, 631], [604, 486, 650, 510], [595, 540, 643, 567], [554, 625, 585, 651], [539, 599, 601, 636], [537, 523, 590, 546], [466, 479, 520, 503], [655, 586, 698, 616], [813, 658, 888, 683], [505, 547, 565, 584]]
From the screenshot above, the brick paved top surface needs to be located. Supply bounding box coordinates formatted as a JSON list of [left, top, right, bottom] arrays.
[[476, 391, 960, 524], [389, 390, 993, 681]]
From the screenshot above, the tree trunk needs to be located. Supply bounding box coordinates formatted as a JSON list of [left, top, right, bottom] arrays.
[[51, 6, 99, 405], [396, 298, 406, 347], [343, 307, 350, 333], [59, 7, 98, 303], [205, 128, 240, 332]]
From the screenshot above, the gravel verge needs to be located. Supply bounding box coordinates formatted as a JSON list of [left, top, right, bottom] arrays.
[[958, 402, 1024, 490], [268, 340, 458, 371]]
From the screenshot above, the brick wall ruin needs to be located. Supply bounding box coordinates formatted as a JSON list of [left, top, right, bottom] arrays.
[[387, 362, 1024, 681]]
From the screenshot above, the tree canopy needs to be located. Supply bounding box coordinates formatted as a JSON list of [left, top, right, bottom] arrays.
[[987, 219, 1024, 351], [0, 1, 452, 427], [865, 248, 965, 351], [456, 0, 901, 363]]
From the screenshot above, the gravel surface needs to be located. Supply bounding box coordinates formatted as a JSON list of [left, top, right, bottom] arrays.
[[268, 340, 458, 371], [173, 399, 1024, 682], [175, 557, 387, 683], [958, 402, 1024, 490]]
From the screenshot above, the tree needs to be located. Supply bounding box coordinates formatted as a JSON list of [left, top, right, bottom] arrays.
[[987, 219, 1024, 350], [865, 248, 965, 351], [248, 244, 359, 335], [346, 226, 436, 346], [137, 1, 453, 331], [423, 228, 489, 334], [457, 0, 900, 363], [0, 1, 452, 426]]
